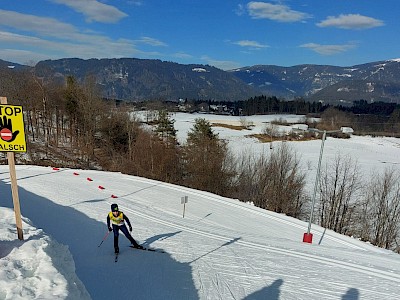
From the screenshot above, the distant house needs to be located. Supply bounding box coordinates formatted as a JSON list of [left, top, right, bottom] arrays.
[[198, 102, 209, 112], [291, 124, 309, 132], [341, 127, 354, 134], [209, 104, 228, 114], [178, 105, 187, 112]]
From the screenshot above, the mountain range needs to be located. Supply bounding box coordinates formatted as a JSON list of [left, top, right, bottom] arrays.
[[230, 59, 400, 105], [34, 58, 256, 102], [2, 57, 400, 104]]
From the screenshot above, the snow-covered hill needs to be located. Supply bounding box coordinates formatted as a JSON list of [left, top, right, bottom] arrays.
[[1, 165, 400, 299]]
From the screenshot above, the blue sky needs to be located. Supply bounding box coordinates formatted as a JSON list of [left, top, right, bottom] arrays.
[[0, 0, 398, 69]]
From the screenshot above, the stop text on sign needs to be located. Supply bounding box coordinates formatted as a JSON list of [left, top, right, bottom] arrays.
[[0, 106, 22, 117]]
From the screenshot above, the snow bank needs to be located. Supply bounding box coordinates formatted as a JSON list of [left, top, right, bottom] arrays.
[[0, 208, 90, 300]]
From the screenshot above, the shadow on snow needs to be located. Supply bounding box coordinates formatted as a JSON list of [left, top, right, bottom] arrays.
[[0, 179, 362, 300], [0, 180, 198, 300]]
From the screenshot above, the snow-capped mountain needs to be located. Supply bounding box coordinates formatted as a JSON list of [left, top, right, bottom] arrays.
[[229, 59, 400, 104], [2, 57, 400, 103], [33, 58, 257, 101]]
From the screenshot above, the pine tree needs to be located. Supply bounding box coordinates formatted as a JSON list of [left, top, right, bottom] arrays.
[[183, 118, 233, 195], [155, 110, 177, 143]]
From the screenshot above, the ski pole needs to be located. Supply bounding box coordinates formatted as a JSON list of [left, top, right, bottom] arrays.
[[98, 230, 111, 247]]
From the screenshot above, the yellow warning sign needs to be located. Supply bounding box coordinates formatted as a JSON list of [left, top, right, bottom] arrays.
[[0, 105, 26, 152]]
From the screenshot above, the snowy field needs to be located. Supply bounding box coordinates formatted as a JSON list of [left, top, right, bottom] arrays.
[[170, 112, 400, 178], [1, 113, 400, 299]]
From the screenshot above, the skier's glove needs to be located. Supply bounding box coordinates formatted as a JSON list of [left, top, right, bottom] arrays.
[[129, 226, 132, 232], [108, 227, 112, 232]]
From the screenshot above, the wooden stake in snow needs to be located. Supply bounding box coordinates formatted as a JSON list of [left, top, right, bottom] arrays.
[[0, 97, 24, 240], [181, 196, 188, 218]]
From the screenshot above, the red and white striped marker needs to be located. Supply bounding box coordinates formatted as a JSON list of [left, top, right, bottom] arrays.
[[0, 128, 12, 141]]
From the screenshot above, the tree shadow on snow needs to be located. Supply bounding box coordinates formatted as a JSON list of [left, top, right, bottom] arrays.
[[189, 237, 241, 263], [118, 182, 163, 198], [244, 279, 283, 300], [0, 181, 199, 300], [141, 231, 182, 246], [244, 280, 360, 300], [342, 288, 359, 300]]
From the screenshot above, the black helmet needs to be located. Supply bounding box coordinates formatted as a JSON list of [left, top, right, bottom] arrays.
[[111, 203, 119, 212]]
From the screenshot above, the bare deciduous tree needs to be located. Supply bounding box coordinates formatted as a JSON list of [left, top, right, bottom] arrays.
[[360, 168, 400, 250], [260, 143, 306, 217], [317, 154, 362, 234], [229, 150, 260, 203], [233, 143, 306, 218], [318, 107, 352, 131]]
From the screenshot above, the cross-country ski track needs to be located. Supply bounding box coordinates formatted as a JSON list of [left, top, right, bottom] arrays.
[[1, 165, 400, 300]]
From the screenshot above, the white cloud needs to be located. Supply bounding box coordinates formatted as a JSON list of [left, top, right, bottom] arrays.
[[135, 37, 167, 47], [0, 10, 79, 39], [317, 14, 384, 30], [127, 1, 142, 6], [235, 4, 246, 16], [0, 10, 164, 50], [49, 0, 128, 23], [201, 55, 241, 70], [247, 1, 311, 22], [173, 52, 193, 59], [0, 31, 59, 49], [234, 40, 269, 49], [300, 42, 357, 55], [0, 31, 141, 59], [0, 10, 166, 64], [0, 9, 120, 46], [0, 48, 52, 65]]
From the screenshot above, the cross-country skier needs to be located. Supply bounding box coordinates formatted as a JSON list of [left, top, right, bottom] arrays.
[[107, 203, 143, 253]]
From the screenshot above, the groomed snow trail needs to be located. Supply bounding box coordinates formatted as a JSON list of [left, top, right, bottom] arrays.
[[2, 166, 400, 299]]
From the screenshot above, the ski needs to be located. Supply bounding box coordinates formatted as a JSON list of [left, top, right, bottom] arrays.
[[114, 253, 119, 262], [129, 245, 165, 253]]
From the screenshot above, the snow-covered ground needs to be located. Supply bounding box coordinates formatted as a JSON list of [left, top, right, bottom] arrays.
[[171, 112, 400, 180], [1, 113, 400, 299]]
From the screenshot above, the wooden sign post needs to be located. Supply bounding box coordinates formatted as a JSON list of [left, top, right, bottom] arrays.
[[1, 97, 25, 240], [181, 195, 188, 218]]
